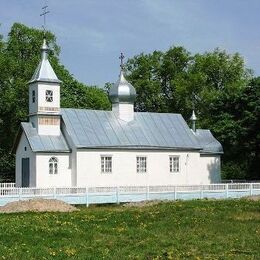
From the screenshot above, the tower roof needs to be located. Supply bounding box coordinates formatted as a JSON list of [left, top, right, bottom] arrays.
[[109, 69, 136, 104], [29, 38, 61, 84]]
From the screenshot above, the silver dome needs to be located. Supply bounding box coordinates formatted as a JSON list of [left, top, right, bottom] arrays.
[[190, 110, 197, 121], [109, 70, 136, 104]]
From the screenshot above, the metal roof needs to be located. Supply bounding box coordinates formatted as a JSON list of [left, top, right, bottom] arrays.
[[28, 39, 61, 84], [61, 108, 202, 150], [21, 122, 70, 153], [195, 129, 223, 154], [17, 110, 222, 154]]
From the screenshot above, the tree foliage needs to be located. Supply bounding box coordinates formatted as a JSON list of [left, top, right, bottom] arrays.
[[207, 79, 260, 179]]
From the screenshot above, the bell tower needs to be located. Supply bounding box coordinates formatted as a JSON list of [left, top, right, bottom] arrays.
[[28, 38, 61, 135]]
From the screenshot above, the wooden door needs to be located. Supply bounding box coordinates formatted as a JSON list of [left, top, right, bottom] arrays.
[[22, 158, 30, 187]]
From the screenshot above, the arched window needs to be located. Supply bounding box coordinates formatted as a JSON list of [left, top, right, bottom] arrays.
[[49, 157, 58, 174]]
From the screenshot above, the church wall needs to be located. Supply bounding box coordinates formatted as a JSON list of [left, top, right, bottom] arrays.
[[37, 120, 61, 135], [112, 103, 134, 122], [29, 83, 38, 115], [75, 149, 217, 187], [29, 82, 60, 115], [15, 132, 36, 187], [198, 154, 221, 183], [35, 153, 71, 187], [61, 122, 77, 186], [29, 115, 61, 136], [37, 83, 60, 111]]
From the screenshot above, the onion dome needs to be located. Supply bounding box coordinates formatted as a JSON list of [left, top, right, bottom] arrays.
[[109, 69, 136, 104], [29, 38, 61, 84]]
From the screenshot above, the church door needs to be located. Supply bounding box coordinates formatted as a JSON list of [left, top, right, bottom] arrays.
[[22, 158, 30, 187]]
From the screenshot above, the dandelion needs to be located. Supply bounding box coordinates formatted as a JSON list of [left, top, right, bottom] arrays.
[[64, 248, 77, 256]]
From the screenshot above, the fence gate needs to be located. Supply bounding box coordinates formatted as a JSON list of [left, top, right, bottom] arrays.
[[22, 158, 30, 187]]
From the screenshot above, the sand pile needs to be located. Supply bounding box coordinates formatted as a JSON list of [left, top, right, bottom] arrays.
[[123, 200, 164, 208], [0, 198, 79, 213], [244, 195, 260, 201]]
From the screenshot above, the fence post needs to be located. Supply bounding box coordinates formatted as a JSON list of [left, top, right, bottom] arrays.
[[146, 185, 150, 201], [200, 186, 204, 199], [250, 183, 253, 196], [116, 186, 120, 204], [174, 186, 177, 200], [86, 187, 89, 207], [53, 187, 57, 199], [225, 184, 229, 198], [19, 187, 21, 201]]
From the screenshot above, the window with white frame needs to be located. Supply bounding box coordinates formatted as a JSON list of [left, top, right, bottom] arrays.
[[101, 156, 112, 173], [46, 90, 53, 102], [49, 157, 58, 174], [170, 156, 180, 173], [137, 156, 147, 173]]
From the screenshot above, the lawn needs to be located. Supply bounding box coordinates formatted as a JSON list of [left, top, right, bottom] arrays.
[[0, 199, 259, 259]]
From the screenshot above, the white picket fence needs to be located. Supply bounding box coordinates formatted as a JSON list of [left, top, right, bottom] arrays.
[[0, 183, 260, 207], [0, 183, 16, 189]]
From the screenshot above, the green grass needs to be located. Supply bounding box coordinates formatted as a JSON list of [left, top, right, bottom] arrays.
[[0, 199, 259, 259]]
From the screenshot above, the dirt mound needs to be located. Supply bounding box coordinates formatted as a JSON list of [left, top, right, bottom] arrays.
[[0, 199, 79, 213], [244, 195, 260, 201], [123, 200, 164, 208]]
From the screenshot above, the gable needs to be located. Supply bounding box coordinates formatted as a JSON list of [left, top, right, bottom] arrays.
[[14, 122, 70, 153], [15, 131, 32, 154]]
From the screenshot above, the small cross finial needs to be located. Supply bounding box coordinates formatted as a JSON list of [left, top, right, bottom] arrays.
[[40, 4, 50, 33], [119, 52, 125, 70]]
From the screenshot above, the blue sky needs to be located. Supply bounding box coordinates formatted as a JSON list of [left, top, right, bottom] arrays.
[[0, 0, 260, 87]]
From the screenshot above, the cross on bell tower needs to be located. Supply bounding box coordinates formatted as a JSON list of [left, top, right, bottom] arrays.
[[40, 4, 50, 33]]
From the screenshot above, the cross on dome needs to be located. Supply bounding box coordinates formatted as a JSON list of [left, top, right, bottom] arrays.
[[119, 52, 125, 70], [108, 53, 136, 105]]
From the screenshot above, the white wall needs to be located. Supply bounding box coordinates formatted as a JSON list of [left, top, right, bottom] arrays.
[[15, 133, 36, 187], [16, 133, 221, 187], [29, 82, 60, 115], [112, 103, 134, 122], [29, 80, 61, 136], [29, 115, 61, 136], [38, 122, 61, 136], [36, 153, 71, 187], [29, 83, 38, 115], [199, 154, 221, 183], [76, 150, 221, 187], [62, 122, 77, 186]]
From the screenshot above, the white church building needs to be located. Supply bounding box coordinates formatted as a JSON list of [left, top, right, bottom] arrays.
[[14, 39, 223, 188]]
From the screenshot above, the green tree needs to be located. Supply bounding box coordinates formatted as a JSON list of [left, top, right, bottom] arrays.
[[207, 79, 259, 180], [126, 51, 166, 112]]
